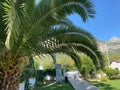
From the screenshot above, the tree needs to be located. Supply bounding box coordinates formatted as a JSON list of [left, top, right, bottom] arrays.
[[78, 54, 95, 78], [0, 0, 103, 89]]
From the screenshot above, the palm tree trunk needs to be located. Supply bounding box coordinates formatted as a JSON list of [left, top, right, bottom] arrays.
[[50, 54, 63, 83], [55, 64, 63, 83], [0, 68, 22, 90], [0, 53, 29, 90]]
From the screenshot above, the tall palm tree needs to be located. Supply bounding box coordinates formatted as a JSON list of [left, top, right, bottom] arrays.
[[0, 0, 103, 90]]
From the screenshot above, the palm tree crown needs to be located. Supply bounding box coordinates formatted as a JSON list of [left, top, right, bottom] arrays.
[[0, 0, 103, 71]]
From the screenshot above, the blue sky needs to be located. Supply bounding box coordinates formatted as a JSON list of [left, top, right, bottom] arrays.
[[68, 0, 120, 41]]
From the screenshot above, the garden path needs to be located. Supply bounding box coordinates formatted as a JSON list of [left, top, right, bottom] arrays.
[[67, 72, 99, 90]]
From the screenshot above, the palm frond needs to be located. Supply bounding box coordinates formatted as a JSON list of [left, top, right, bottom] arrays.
[[24, 0, 35, 14], [2, 0, 95, 58], [19, 0, 95, 48], [65, 52, 81, 69], [3, 0, 25, 50], [0, 1, 6, 51], [22, 20, 103, 69], [2, 0, 36, 50], [28, 32, 103, 69], [1, 0, 103, 70], [39, 0, 95, 22]]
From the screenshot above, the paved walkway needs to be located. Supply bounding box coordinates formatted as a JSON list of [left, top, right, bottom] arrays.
[[67, 73, 99, 90]]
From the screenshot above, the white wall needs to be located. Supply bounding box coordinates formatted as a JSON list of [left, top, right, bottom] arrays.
[[110, 61, 120, 70]]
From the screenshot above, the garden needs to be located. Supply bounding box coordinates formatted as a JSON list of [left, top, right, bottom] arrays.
[[19, 54, 120, 90]]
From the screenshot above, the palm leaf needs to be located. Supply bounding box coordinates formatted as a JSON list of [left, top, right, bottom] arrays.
[[25, 29, 103, 69], [64, 52, 81, 69], [3, 0, 25, 50], [16, 0, 95, 51], [1, 0, 104, 70], [2, 0, 95, 59]]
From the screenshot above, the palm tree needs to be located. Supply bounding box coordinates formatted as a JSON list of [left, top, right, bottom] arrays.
[[47, 19, 103, 83], [0, 0, 103, 89]]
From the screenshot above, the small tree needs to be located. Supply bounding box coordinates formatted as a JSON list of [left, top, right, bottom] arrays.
[[104, 67, 120, 79], [78, 54, 95, 78]]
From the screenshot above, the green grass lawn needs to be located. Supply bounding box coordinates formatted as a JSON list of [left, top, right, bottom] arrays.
[[34, 82, 74, 90], [91, 80, 120, 90]]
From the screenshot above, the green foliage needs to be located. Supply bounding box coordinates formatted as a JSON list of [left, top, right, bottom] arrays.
[[97, 69, 103, 74], [43, 69, 56, 77], [33, 56, 54, 70], [78, 54, 95, 75], [20, 67, 35, 83], [35, 69, 56, 87], [20, 57, 36, 90], [100, 77, 108, 82], [0, 0, 103, 74], [56, 54, 78, 70], [2, 0, 95, 51], [104, 67, 120, 79], [20, 58, 35, 83], [67, 53, 99, 78], [33, 54, 78, 70], [35, 70, 45, 87], [0, 1, 106, 90]]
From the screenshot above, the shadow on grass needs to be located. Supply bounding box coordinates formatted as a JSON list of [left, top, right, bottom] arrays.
[[92, 81, 120, 90], [34, 82, 74, 90]]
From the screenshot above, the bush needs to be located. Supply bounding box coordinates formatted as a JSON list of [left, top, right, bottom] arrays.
[[20, 68, 35, 83], [101, 77, 108, 82], [43, 69, 56, 77], [104, 67, 120, 79]]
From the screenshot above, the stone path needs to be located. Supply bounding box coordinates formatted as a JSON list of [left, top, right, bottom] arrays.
[[67, 73, 99, 90]]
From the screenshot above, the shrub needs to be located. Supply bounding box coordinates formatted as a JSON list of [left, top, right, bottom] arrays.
[[43, 69, 56, 77], [100, 77, 108, 82], [20, 68, 35, 83], [104, 67, 120, 79]]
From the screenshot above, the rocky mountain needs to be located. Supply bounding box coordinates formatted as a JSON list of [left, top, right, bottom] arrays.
[[97, 36, 120, 53], [109, 36, 120, 43], [97, 36, 120, 61]]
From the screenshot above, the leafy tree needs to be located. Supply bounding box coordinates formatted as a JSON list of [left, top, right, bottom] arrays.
[[77, 54, 95, 78], [104, 67, 120, 79], [0, 0, 103, 89]]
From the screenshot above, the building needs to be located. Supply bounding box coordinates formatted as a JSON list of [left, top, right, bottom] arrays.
[[109, 60, 120, 70]]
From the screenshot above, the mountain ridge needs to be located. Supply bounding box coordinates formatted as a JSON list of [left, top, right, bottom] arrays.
[[97, 36, 120, 61], [97, 36, 120, 53]]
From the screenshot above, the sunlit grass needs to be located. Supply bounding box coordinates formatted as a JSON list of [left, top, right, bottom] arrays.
[[91, 80, 120, 90], [34, 82, 74, 90]]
